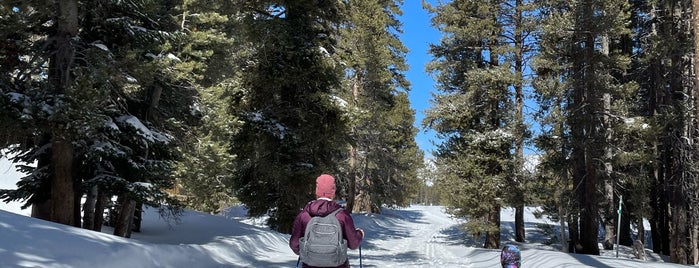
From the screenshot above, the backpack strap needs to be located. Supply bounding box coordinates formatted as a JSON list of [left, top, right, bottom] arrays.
[[329, 208, 344, 243], [329, 208, 343, 217]]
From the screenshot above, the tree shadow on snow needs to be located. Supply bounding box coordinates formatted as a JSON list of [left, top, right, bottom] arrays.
[[348, 250, 423, 267], [568, 253, 616, 268], [436, 224, 474, 246], [500, 220, 561, 246], [354, 209, 429, 251], [438, 219, 560, 249]]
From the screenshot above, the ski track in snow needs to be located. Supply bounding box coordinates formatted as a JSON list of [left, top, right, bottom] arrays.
[[356, 206, 473, 267], [1, 156, 690, 268]]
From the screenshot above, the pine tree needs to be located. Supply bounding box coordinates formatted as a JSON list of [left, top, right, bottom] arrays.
[[0, 1, 194, 236], [334, 0, 421, 214], [692, 0, 699, 263], [0, 0, 84, 225], [532, 61, 574, 252], [585, 0, 699, 263], [370, 92, 423, 209], [415, 159, 441, 205], [499, 0, 539, 243], [635, 0, 699, 263], [229, 1, 346, 233], [169, 0, 242, 214], [534, 0, 633, 255], [75, 0, 192, 237], [424, 0, 519, 249]]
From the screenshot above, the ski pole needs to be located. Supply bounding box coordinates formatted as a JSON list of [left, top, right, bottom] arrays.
[[296, 256, 300, 268], [359, 245, 363, 268]]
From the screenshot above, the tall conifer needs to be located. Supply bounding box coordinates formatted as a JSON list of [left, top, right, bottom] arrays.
[[534, 0, 633, 254], [424, 0, 518, 249], [635, 0, 699, 263], [171, 0, 242, 215], [0, 1, 195, 236], [335, 0, 421, 213], [228, 1, 346, 233]]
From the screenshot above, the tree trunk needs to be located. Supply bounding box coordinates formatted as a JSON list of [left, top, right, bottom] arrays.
[[114, 195, 136, 238], [558, 191, 568, 253], [484, 204, 501, 249], [601, 192, 615, 248], [515, 205, 524, 242], [513, 0, 526, 244], [691, 0, 699, 264], [579, 164, 600, 255], [73, 188, 81, 227], [650, 208, 662, 254], [670, 204, 689, 264], [347, 144, 357, 212], [46, 0, 78, 226], [692, 223, 699, 264], [602, 129, 615, 250], [637, 216, 646, 244], [82, 185, 98, 230], [569, 213, 581, 253], [652, 2, 673, 256], [92, 190, 108, 232], [601, 34, 616, 251], [693, 0, 699, 131], [571, 64, 599, 254], [555, 100, 569, 253], [619, 209, 632, 246], [50, 137, 74, 226], [574, 0, 600, 255], [132, 202, 143, 232], [649, 141, 661, 253], [347, 73, 360, 213], [647, 18, 672, 253], [30, 134, 53, 221], [146, 85, 163, 123], [354, 173, 373, 213], [353, 154, 372, 213], [651, 171, 671, 255], [31, 201, 52, 221]]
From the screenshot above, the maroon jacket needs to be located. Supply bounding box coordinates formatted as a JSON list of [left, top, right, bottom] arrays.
[[290, 199, 364, 268]]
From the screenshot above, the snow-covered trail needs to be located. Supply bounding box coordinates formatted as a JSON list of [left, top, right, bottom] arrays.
[[1, 156, 689, 268], [353, 205, 479, 267]]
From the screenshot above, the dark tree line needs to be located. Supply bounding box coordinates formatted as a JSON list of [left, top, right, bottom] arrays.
[[0, 0, 422, 237], [424, 0, 699, 264], [0, 0, 191, 237]]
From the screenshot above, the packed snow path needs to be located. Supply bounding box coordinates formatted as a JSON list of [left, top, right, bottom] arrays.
[[1, 158, 685, 267], [0, 203, 686, 267], [352, 205, 476, 267]]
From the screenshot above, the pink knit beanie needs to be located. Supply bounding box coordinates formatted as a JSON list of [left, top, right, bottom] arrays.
[[315, 174, 336, 199]]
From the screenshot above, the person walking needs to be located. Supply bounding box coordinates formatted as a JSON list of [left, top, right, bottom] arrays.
[[290, 174, 365, 268]]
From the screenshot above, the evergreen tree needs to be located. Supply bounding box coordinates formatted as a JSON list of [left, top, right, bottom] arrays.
[[368, 92, 423, 210], [0, 0, 195, 236], [534, 0, 633, 255], [424, 0, 518, 249], [532, 64, 574, 252], [335, 0, 421, 214], [170, 0, 242, 214], [635, 0, 672, 255], [500, 0, 538, 243], [229, 1, 346, 233], [633, 0, 699, 263], [415, 159, 441, 205], [692, 0, 699, 263]]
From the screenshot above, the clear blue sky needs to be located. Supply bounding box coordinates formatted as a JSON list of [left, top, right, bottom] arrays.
[[399, 0, 440, 159]]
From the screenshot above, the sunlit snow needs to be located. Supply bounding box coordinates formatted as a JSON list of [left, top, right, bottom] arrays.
[[0, 158, 690, 268]]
